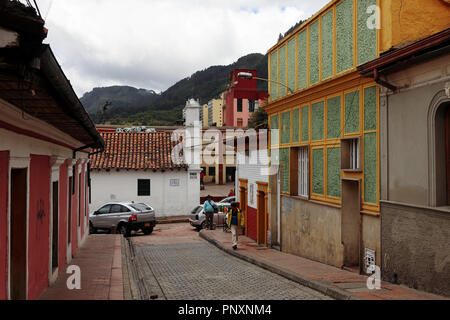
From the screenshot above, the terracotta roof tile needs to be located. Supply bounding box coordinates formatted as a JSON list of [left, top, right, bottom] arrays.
[[90, 132, 186, 171]]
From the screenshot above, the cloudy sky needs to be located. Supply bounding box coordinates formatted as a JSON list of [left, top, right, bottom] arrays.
[[36, 0, 330, 96]]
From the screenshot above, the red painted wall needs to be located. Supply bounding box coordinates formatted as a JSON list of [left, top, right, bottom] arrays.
[[58, 162, 68, 270], [0, 151, 9, 300], [28, 155, 50, 300], [247, 206, 257, 242]]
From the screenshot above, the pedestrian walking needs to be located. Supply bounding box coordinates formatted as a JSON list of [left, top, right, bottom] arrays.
[[203, 195, 216, 230], [227, 202, 244, 250], [200, 170, 205, 190]]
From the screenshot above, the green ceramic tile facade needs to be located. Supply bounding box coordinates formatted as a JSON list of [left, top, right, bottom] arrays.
[[288, 37, 296, 94], [280, 148, 290, 193], [270, 114, 279, 145], [279, 44, 287, 97], [357, 0, 377, 65], [309, 20, 320, 85], [327, 96, 341, 139], [292, 109, 300, 143], [297, 30, 308, 90], [336, 0, 354, 73], [345, 90, 360, 134], [281, 111, 291, 145], [321, 9, 334, 80], [301, 105, 310, 142], [364, 132, 377, 204], [364, 86, 377, 131], [270, 51, 278, 100], [327, 147, 341, 198], [312, 101, 324, 141], [312, 148, 324, 195]]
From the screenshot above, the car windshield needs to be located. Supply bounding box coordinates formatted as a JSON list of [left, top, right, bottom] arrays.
[[130, 203, 152, 211], [220, 197, 235, 204]]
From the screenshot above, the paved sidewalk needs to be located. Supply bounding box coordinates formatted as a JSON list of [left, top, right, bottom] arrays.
[[39, 235, 123, 300], [200, 229, 448, 300]]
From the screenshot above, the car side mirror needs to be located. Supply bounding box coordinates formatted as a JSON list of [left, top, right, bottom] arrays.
[[94, 211, 100, 215]]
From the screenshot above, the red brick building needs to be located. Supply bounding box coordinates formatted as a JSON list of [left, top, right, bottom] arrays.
[[0, 2, 104, 300]]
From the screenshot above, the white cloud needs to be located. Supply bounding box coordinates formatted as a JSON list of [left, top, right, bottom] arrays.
[[37, 0, 330, 96]]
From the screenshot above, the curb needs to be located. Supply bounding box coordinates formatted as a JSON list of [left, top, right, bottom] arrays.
[[199, 230, 361, 301], [156, 217, 190, 225]]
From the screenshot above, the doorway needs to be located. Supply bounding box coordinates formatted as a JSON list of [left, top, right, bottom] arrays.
[[446, 106, 450, 204], [10, 168, 27, 300], [239, 179, 248, 236], [68, 176, 72, 246], [341, 179, 361, 270], [51, 181, 59, 271], [256, 188, 267, 246]]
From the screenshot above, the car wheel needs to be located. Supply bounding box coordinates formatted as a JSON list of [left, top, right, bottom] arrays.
[[117, 224, 130, 237], [89, 222, 96, 235], [200, 221, 206, 230], [143, 227, 154, 235]]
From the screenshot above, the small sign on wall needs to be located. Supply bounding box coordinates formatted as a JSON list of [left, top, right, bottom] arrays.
[[170, 179, 180, 187], [190, 173, 198, 180]]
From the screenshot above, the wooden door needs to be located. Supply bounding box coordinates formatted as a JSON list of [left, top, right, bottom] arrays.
[[446, 107, 450, 204], [11, 169, 27, 300], [257, 190, 266, 245]]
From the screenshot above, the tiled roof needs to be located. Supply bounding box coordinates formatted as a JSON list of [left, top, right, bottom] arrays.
[[90, 132, 186, 171]]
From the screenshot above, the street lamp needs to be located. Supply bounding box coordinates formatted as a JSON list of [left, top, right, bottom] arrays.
[[237, 72, 294, 94]]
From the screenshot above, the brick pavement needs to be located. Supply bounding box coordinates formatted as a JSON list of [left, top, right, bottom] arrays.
[[200, 228, 449, 300], [132, 223, 332, 300], [39, 234, 123, 300]]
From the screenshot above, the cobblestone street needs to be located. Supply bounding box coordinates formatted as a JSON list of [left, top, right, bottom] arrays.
[[128, 224, 332, 300]]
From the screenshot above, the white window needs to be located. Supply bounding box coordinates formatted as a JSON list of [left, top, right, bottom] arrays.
[[298, 147, 309, 198], [170, 179, 180, 187]]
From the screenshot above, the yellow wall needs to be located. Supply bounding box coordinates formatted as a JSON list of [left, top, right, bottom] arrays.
[[202, 105, 209, 127], [209, 95, 224, 127], [381, 0, 450, 52]]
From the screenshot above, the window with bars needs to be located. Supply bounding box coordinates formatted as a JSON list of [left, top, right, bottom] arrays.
[[298, 147, 309, 198], [138, 179, 151, 196], [341, 137, 361, 171]]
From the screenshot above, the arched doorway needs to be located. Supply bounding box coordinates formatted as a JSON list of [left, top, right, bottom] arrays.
[[434, 101, 450, 206]]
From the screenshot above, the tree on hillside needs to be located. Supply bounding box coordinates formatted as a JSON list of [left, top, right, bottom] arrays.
[[248, 107, 268, 129]]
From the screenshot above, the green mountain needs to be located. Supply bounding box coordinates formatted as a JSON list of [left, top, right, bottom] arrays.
[[80, 53, 268, 126]]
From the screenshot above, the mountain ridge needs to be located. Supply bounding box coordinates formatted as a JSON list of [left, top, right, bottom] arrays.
[[81, 53, 268, 126]]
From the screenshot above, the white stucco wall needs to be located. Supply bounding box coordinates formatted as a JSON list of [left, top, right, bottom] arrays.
[[235, 149, 269, 209], [90, 169, 200, 218]]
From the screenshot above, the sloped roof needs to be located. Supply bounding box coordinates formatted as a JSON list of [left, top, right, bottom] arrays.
[[90, 132, 187, 171]]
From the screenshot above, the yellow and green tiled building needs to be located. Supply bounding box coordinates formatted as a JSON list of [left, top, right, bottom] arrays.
[[263, 0, 450, 271]]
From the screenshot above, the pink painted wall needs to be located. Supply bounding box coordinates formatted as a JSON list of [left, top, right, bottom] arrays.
[[80, 164, 85, 239], [0, 151, 9, 300], [28, 155, 50, 300]]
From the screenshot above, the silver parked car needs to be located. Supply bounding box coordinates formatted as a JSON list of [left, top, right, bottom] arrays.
[[89, 202, 156, 237], [189, 198, 234, 231]]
